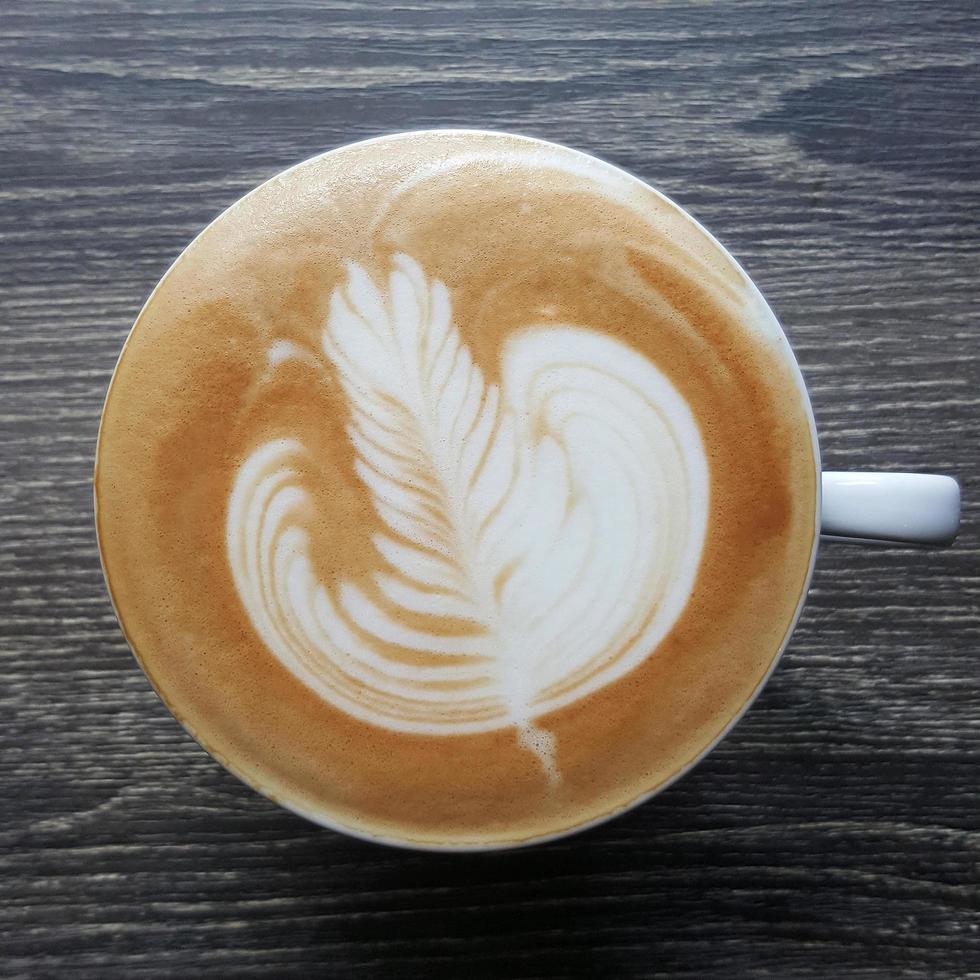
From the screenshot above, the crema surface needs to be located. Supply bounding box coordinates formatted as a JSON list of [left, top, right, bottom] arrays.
[[96, 131, 817, 847]]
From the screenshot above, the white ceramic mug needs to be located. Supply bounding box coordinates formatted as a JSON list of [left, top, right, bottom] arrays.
[[98, 131, 962, 850]]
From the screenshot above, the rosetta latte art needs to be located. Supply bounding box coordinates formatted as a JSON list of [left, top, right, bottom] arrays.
[[226, 254, 709, 779]]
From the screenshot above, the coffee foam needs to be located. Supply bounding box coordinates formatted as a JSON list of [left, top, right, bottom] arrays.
[[226, 253, 709, 781], [96, 131, 817, 847]]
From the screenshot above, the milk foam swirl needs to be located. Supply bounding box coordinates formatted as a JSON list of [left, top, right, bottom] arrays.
[[226, 254, 709, 778]]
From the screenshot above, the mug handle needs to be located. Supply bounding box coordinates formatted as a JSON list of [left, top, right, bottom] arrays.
[[821, 472, 960, 545]]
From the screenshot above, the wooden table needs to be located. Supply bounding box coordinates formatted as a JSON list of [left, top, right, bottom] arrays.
[[2, 2, 977, 976]]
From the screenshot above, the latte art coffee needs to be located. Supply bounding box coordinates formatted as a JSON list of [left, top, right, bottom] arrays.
[[96, 131, 818, 847], [228, 254, 709, 781]]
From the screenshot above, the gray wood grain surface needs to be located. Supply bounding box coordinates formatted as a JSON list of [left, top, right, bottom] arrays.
[[2, 1, 978, 977]]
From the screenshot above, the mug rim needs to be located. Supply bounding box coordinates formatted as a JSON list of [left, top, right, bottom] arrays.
[[94, 127, 823, 852]]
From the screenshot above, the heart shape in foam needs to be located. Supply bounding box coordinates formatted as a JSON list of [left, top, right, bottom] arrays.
[[226, 254, 709, 779]]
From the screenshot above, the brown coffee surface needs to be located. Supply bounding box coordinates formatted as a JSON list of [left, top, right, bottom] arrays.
[[96, 131, 817, 847]]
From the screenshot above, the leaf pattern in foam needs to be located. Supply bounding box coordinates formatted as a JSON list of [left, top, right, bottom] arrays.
[[226, 253, 710, 781], [323, 256, 512, 624]]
